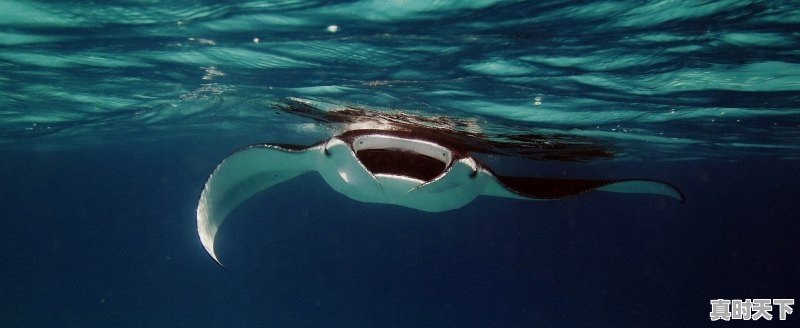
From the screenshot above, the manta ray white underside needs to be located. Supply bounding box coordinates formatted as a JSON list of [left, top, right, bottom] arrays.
[[197, 129, 684, 265]]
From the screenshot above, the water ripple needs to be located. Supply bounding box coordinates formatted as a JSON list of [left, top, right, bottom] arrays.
[[0, 0, 798, 158]]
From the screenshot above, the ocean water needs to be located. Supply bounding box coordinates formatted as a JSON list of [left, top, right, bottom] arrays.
[[1, 0, 798, 327]]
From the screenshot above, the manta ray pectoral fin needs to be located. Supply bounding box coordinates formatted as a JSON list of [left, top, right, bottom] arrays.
[[197, 144, 321, 265], [482, 174, 685, 202], [596, 179, 685, 202]]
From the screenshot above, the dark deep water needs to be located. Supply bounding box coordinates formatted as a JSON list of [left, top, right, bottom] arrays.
[[2, 142, 798, 327], [1, 1, 799, 327]]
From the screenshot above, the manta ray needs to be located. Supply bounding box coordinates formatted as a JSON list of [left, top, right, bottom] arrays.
[[197, 99, 684, 265]]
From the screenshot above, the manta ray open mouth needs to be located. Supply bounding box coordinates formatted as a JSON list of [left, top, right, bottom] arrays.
[[356, 149, 446, 181], [351, 135, 452, 182]]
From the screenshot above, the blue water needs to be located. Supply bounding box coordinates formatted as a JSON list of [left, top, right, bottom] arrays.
[[1, 1, 798, 327]]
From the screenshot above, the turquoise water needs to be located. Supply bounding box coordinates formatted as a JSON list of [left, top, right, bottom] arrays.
[[1, 1, 799, 327], [2, 0, 799, 158]]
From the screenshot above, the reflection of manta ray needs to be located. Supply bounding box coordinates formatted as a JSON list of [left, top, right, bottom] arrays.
[[197, 99, 684, 265]]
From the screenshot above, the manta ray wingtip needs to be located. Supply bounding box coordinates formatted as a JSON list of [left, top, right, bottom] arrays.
[[211, 257, 227, 270], [200, 239, 227, 269]]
